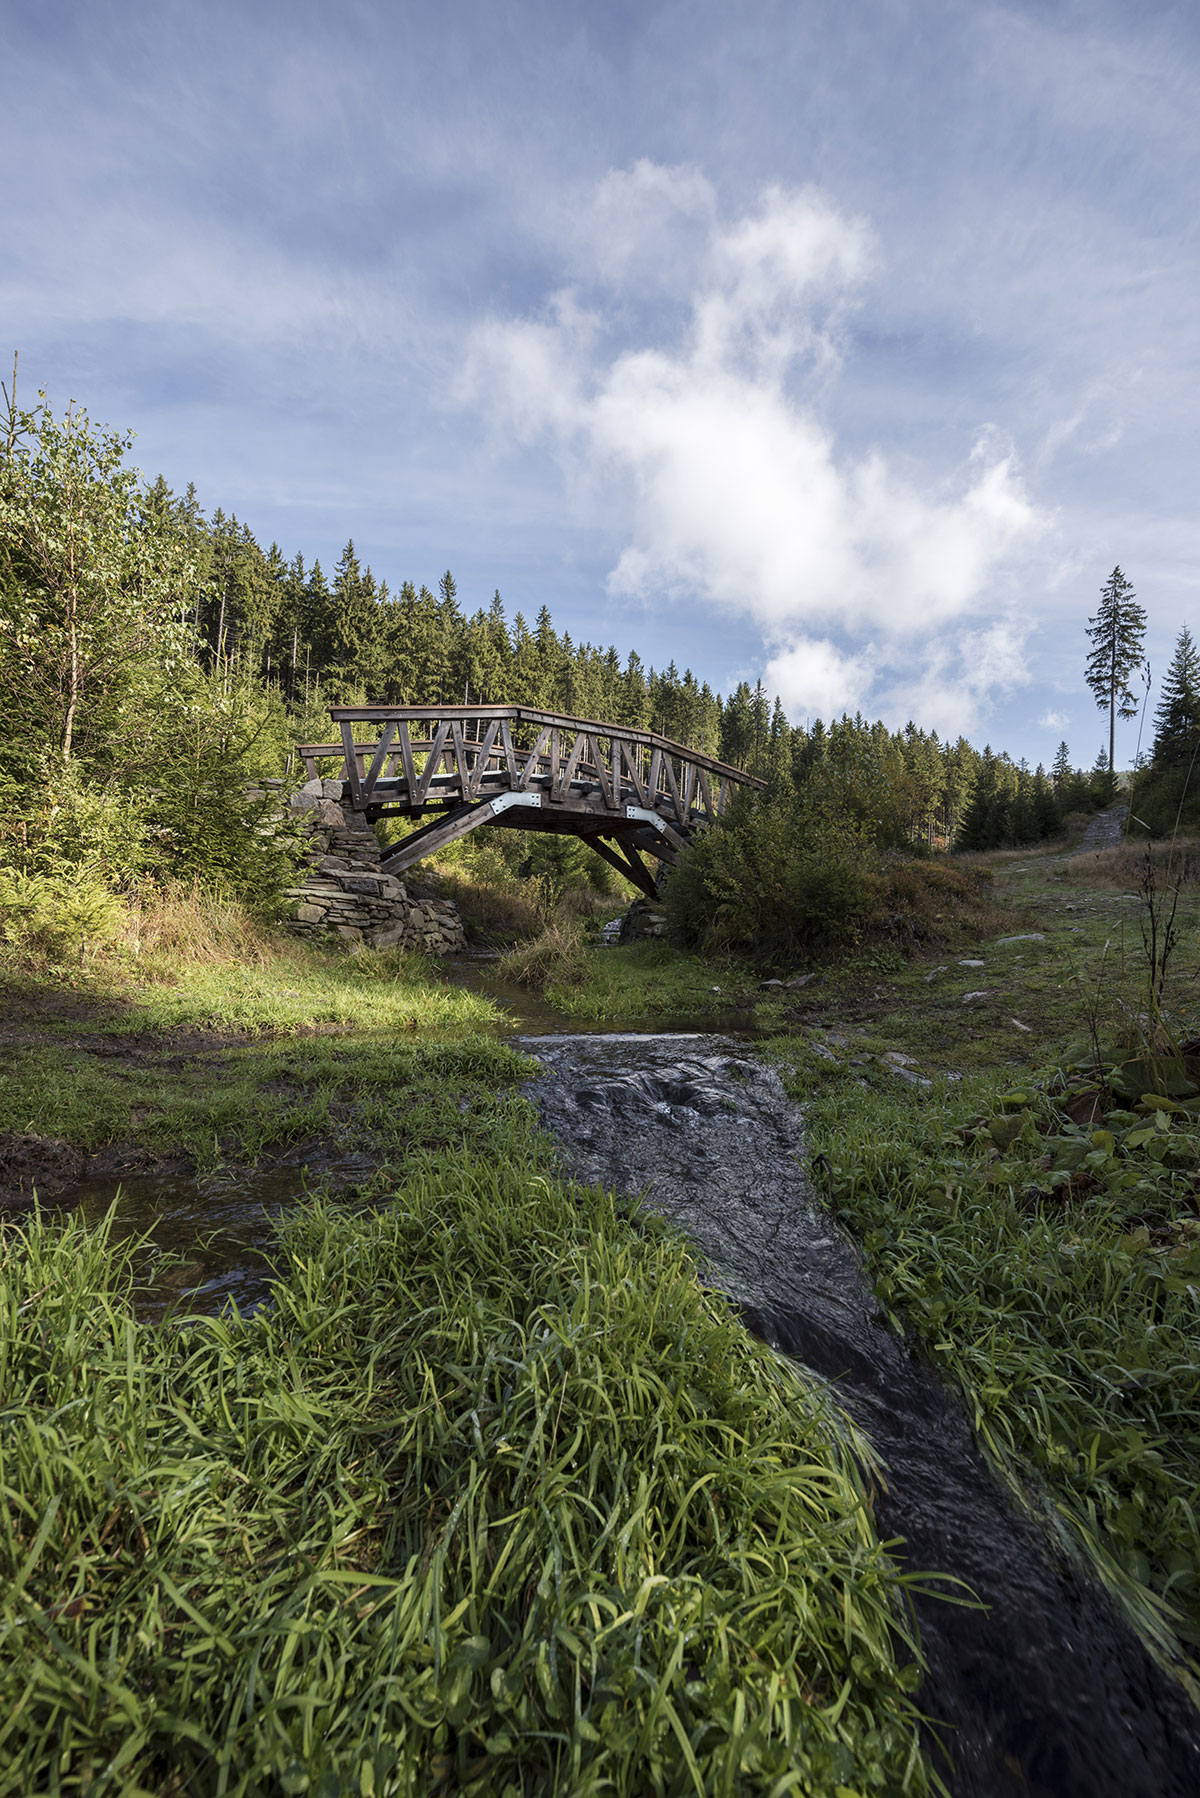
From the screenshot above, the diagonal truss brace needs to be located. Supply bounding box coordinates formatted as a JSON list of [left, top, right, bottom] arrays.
[[585, 835, 661, 899], [380, 790, 543, 876]]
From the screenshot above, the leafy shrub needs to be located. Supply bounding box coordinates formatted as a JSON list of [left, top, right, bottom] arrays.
[[663, 795, 874, 965], [874, 857, 1009, 948], [664, 794, 1016, 967], [8, 767, 150, 887]]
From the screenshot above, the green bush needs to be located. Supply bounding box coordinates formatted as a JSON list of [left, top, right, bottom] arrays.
[[0, 868, 125, 964], [663, 795, 874, 964]]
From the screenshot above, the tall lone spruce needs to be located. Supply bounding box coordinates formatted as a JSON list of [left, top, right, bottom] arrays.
[[1085, 567, 1147, 785]]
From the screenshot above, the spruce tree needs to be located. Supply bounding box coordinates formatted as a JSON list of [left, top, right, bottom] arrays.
[[1085, 566, 1147, 782], [1051, 740, 1072, 790], [1151, 626, 1200, 766], [329, 540, 382, 696], [719, 682, 756, 769]]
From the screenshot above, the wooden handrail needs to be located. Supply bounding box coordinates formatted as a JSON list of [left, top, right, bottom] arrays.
[[324, 704, 764, 788]]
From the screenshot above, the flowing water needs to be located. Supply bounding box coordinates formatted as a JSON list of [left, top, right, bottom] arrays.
[[524, 1030, 1200, 1798]]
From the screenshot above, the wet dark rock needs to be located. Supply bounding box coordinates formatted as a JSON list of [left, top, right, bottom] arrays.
[[523, 1032, 1200, 1798]]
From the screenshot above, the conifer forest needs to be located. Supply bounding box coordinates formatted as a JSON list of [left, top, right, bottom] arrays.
[[0, 393, 1140, 900]]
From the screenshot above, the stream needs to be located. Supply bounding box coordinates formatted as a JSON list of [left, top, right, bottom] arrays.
[[34, 983, 1200, 1794], [524, 1029, 1200, 1798]]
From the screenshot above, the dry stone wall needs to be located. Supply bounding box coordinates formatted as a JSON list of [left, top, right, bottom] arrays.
[[282, 780, 467, 953]]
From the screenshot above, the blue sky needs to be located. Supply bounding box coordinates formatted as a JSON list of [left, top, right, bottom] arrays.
[[4, 0, 1197, 764]]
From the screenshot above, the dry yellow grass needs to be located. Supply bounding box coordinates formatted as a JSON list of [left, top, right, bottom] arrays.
[[497, 917, 590, 988], [121, 882, 281, 966], [1063, 839, 1200, 890]]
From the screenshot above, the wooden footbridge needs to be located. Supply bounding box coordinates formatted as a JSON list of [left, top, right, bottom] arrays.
[[297, 705, 764, 896]]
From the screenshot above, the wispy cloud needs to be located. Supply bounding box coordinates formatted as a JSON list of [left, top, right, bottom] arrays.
[[465, 172, 1046, 731]]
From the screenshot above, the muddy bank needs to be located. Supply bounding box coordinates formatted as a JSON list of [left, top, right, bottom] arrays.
[[0, 1130, 178, 1208], [524, 1032, 1200, 1798]]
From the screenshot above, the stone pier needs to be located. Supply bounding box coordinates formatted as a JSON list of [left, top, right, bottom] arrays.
[[282, 779, 467, 953]]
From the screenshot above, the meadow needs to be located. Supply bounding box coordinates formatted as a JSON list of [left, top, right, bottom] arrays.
[[3, 833, 1200, 1791]]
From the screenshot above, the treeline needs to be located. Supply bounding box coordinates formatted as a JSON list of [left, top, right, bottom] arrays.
[[154, 485, 1104, 853], [954, 742, 1112, 852], [1, 390, 1102, 897]]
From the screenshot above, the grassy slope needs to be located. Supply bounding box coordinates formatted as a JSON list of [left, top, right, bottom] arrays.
[[5, 835, 1200, 1785], [0, 928, 935, 1797], [756, 841, 1200, 1680]]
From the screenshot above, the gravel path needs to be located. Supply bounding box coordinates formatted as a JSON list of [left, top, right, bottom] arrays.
[[1078, 802, 1129, 850]]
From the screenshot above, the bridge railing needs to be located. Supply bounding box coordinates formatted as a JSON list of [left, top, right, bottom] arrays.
[[296, 704, 763, 829]]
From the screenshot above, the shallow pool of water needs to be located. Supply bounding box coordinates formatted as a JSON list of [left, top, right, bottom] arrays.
[[65, 1144, 378, 1320]]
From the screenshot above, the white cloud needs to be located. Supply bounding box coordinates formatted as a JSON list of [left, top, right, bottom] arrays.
[[581, 160, 717, 289], [762, 637, 873, 720], [465, 169, 1047, 724], [1040, 709, 1069, 730]]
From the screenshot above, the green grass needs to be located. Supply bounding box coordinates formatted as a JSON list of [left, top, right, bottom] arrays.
[[7, 836, 1200, 1786], [543, 942, 762, 1023], [0, 1031, 528, 1173], [0, 1125, 936, 1797], [768, 1041, 1200, 1684], [11, 944, 499, 1039], [0, 934, 507, 1178], [0, 927, 941, 1793]]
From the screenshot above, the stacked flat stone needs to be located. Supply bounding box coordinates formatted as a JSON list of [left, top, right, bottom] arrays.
[[283, 779, 467, 953], [619, 897, 668, 942]]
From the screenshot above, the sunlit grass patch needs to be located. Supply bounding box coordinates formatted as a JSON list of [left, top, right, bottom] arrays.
[[0, 1149, 937, 1795], [1, 936, 499, 1044], [540, 941, 761, 1022]]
